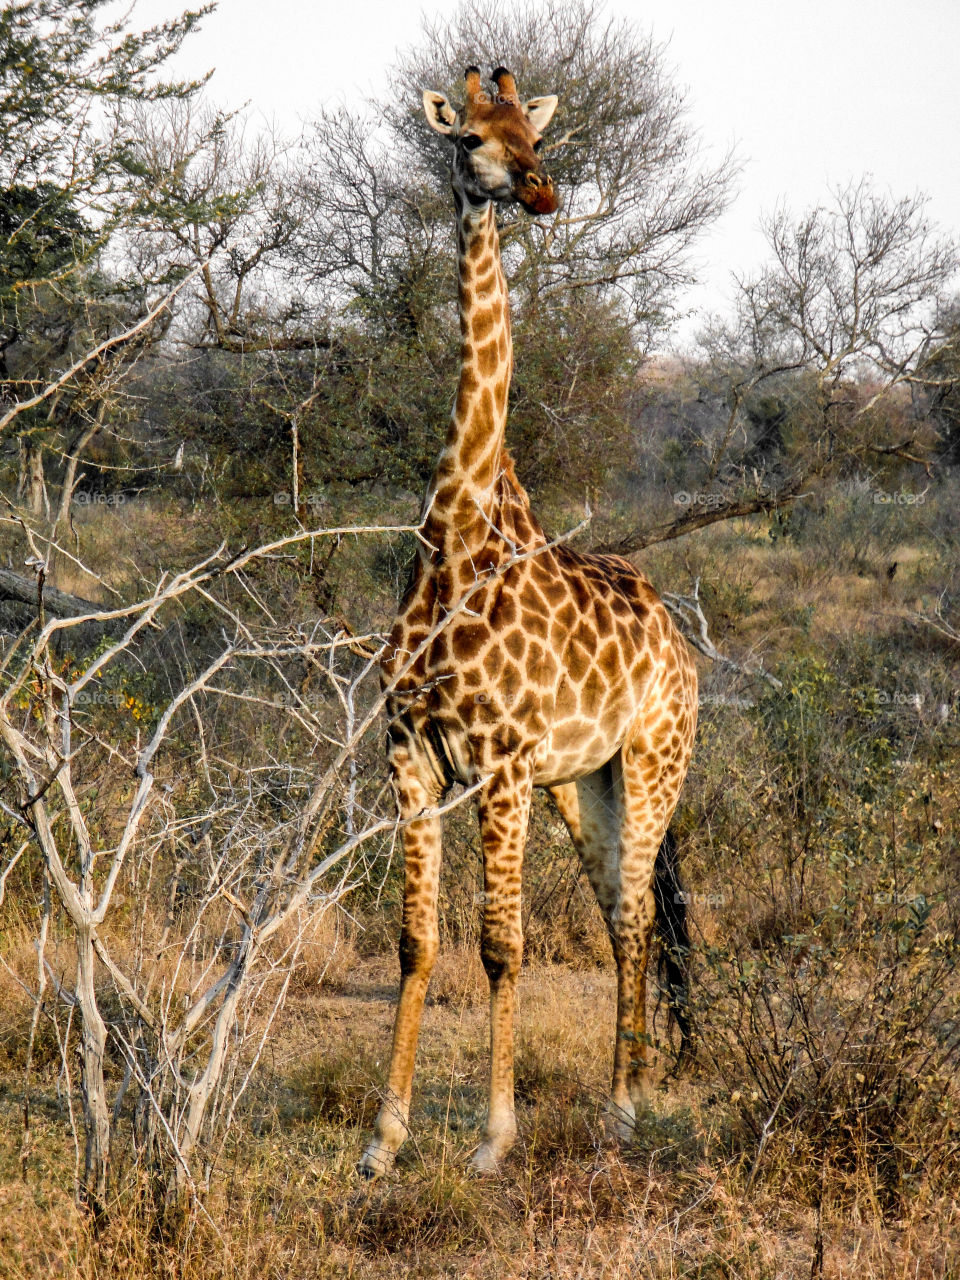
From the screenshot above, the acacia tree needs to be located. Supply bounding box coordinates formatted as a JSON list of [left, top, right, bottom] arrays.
[[0, 516, 431, 1213], [122, 102, 350, 510], [921, 299, 960, 463], [600, 181, 959, 555], [124, 2, 734, 506], [393, 2, 735, 331], [0, 0, 213, 537], [284, 0, 735, 497]]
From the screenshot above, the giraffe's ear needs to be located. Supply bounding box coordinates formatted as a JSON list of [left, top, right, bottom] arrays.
[[523, 95, 558, 133], [423, 90, 459, 135]]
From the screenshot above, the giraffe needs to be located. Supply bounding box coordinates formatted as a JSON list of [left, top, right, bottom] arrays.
[[358, 67, 697, 1178]]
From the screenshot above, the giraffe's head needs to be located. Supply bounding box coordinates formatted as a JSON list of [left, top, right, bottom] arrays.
[[423, 67, 559, 215]]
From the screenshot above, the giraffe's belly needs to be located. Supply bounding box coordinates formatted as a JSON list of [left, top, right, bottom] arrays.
[[528, 689, 646, 786], [413, 648, 657, 789]]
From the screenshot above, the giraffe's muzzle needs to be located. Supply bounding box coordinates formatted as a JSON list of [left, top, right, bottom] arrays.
[[515, 170, 558, 215]]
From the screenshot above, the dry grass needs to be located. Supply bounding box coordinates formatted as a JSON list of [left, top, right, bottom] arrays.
[[426, 944, 487, 1008], [280, 909, 364, 996], [3, 944, 958, 1278]]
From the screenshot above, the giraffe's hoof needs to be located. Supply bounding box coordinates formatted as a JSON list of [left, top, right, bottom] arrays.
[[467, 1142, 503, 1175], [357, 1144, 395, 1180], [468, 1124, 516, 1174]]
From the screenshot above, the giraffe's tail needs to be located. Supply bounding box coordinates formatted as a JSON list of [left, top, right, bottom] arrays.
[[653, 826, 694, 1066]]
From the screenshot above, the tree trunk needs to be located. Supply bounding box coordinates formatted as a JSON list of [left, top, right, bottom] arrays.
[[18, 439, 48, 518], [76, 923, 111, 1215], [172, 944, 253, 1200], [52, 412, 103, 541], [0, 568, 123, 647], [291, 418, 304, 519]]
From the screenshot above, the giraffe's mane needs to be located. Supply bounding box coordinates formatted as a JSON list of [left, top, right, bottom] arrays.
[[496, 448, 525, 497]]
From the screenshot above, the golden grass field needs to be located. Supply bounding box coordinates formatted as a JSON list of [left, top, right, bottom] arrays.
[[2, 943, 958, 1279]]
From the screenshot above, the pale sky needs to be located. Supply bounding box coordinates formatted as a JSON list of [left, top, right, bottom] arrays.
[[125, 0, 960, 344]]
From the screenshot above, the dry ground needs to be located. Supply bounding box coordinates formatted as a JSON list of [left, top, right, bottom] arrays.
[[2, 947, 958, 1280]]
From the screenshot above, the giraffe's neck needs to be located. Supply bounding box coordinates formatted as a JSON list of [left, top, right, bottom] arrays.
[[422, 193, 534, 562]]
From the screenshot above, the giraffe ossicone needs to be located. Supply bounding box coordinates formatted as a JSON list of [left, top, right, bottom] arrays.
[[358, 67, 697, 1180]]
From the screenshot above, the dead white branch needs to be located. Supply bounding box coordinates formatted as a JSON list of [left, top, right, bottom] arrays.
[[662, 577, 783, 693]]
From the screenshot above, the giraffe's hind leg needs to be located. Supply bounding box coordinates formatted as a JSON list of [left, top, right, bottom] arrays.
[[550, 765, 642, 1137], [548, 766, 621, 933], [616, 726, 693, 1121], [550, 746, 684, 1138], [359, 748, 444, 1179]]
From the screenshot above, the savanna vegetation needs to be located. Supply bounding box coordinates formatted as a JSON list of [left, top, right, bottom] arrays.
[[1, 2, 958, 1277]]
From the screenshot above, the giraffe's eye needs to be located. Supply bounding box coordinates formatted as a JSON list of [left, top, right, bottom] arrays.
[[532, 139, 544, 153], [460, 134, 483, 151]]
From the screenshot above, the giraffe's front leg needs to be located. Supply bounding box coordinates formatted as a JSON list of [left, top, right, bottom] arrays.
[[470, 760, 533, 1173], [359, 757, 443, 1179]]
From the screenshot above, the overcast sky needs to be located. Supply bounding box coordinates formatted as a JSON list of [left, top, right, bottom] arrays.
[[125, 0, 960, 345]]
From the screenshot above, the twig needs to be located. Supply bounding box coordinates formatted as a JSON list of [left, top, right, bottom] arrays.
[[662, 577, 782, 691], [0, 264, 208, 435]]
